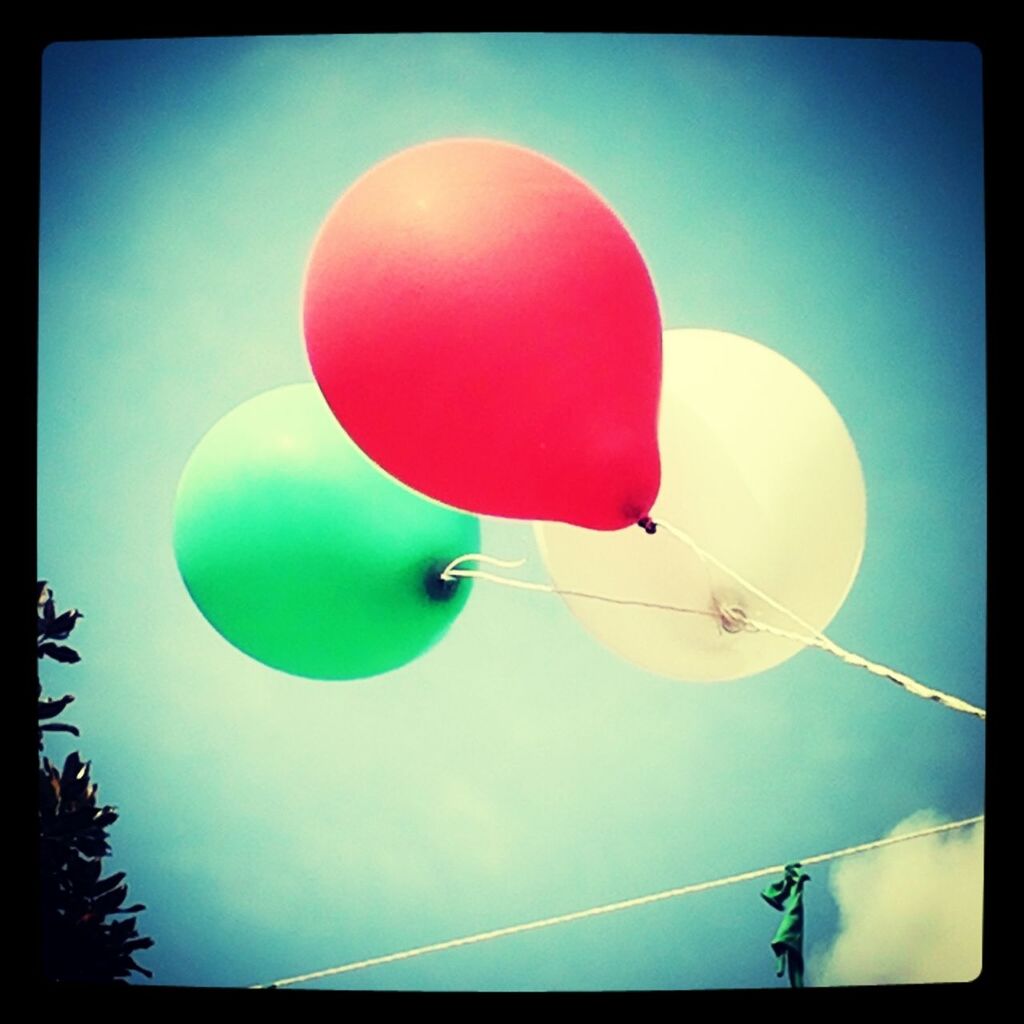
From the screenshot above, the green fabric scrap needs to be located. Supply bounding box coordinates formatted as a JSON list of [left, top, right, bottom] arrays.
[[760, 862, 811, 988]]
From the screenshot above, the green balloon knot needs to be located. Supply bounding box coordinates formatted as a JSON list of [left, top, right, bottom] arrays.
[[424, 559, 461, 602]]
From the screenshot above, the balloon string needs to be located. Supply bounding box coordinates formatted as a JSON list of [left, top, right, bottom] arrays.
[[656, 519, 826, 640], [249, 814, 983, 989], [441, 553, 718, 620], [654, 519, 986, 722], [442, 546, 985, 720], [738, 611, 987, 721]]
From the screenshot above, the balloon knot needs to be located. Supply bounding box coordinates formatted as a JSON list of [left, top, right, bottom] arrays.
[[718, 603, 749, 634], [637, 516, 657, 535], [424, 560, 460, 602]]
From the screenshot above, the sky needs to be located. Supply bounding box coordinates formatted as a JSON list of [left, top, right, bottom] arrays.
[[37, 33, 986, 993]]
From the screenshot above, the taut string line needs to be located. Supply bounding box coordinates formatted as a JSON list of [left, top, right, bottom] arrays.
[[251, 814, 983, 989], [655, 520, 986, 721]]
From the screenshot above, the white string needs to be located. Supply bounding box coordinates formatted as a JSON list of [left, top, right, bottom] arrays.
[[443, 547, 985, 720], [442, 553, 529, 577], [441, 552, 719, 620], [738, 612, 987, 720], [657, 519, 827, 640], [251, 814, 983, 989], [654, 520, 986, 721]]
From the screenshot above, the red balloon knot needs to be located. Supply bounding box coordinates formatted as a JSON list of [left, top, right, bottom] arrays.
[[637, 516, 658, 535]]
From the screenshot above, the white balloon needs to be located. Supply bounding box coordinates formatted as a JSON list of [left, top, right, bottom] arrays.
[[535, 328, 867, 682]]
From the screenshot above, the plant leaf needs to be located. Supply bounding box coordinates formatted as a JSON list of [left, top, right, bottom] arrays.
[[41, 723, 81, 737], [38, 694, 75, 719], [125, 958, 153, 979], [69, 854, 103, 887], [91, 807, 119, 829], [61, 752, 85, 787], [93, 871, 126, 896], [91, 885, 128, 915], [72, 834, 112, 858], [45, 609, 84, 641], [38, 642, 81, 664]]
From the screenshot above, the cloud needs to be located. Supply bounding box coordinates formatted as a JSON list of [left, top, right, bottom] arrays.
[[810, 810, 983, 986]]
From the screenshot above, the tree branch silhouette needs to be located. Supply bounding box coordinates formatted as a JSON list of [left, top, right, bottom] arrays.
[[37, 582, 154, 983]]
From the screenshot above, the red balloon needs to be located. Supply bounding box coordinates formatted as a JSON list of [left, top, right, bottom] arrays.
[[303, 138, 662, 531]]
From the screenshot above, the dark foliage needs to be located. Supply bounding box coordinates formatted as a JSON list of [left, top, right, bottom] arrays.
[[37, 582, 154, 982]]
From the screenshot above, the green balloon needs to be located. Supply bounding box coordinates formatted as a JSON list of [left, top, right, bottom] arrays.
[[173, 384, 479, 679]]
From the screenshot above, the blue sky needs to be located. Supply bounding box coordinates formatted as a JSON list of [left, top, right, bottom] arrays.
[[37, 34, 985, 991]]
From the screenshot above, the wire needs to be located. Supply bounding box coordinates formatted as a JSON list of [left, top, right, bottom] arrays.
[[251, 814, 983, 990]]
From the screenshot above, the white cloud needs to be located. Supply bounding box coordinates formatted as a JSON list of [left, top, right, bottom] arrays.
[[811, 810, 983, 986]]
